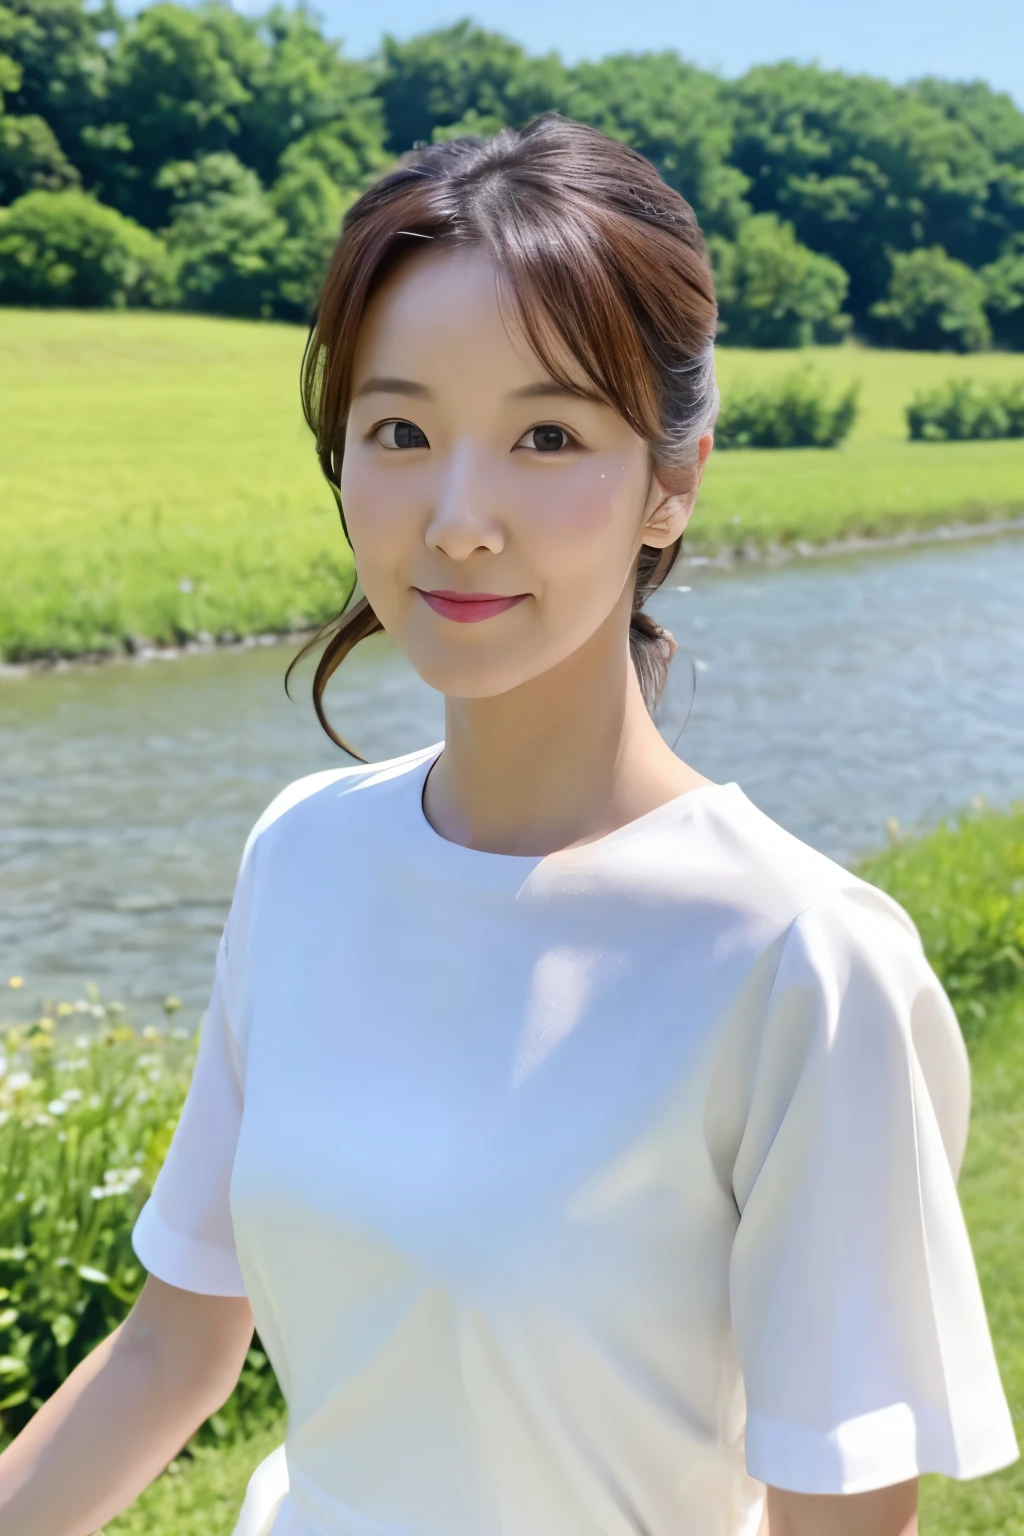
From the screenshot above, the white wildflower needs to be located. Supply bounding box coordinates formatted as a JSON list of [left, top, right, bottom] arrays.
[[61, 1088, 83, 1103], [47, 1100, 68, 1116], [6, 1073, 32, 1093]]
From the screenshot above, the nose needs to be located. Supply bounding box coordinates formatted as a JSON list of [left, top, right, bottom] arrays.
[[424, 441, 505, 561]]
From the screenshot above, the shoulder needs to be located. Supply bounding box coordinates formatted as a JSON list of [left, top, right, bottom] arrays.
[[699, 784, 922, 946], [237, 741, 440, 874]]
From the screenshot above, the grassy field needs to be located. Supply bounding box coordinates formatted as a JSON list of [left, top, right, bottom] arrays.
[[2, 308, 1024, 663]]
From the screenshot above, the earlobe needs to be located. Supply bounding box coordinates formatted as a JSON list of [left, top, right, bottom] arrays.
[[642, 492, 696, 548]]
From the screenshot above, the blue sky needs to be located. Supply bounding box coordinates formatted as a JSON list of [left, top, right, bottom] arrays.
[[305, 0, 1024, 105]]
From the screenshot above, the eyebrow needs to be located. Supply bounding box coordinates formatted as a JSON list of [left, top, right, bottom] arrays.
[[353, 377, 432, 399], [509, 381, 603, 402], [351, 377, 603, 404]]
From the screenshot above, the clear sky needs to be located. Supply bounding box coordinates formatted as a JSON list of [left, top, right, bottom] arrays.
[[309, 0, 1024, 106]]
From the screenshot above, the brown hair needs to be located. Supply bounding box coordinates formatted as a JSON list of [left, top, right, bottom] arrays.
[[287, 113, 719, 757]]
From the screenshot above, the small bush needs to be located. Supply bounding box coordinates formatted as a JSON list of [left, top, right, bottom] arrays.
[[0, 190, 173, 308], [906, 378, 1024, 441], [0, 993, 282, 1449], [715, 370, 859, 449]]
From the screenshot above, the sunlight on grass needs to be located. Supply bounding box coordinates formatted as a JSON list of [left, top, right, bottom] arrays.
[[2, 310, 1023, 660]]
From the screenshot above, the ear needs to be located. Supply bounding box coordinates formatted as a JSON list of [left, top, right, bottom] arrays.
[[641, 432, 714, 548]]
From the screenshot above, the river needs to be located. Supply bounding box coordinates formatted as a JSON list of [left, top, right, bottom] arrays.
[[2, 531, 1022, 1028]]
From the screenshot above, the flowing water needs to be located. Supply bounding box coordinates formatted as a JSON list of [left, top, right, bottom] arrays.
[[2, 532, 1022, 1029]]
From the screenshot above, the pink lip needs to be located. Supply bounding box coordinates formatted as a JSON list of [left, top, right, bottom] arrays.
[[415, 589, 528, 624]]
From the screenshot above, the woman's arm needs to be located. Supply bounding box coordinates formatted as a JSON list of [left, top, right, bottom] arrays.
[[758, 1477, 918, 1536], [0, 1275, 254, 1536]]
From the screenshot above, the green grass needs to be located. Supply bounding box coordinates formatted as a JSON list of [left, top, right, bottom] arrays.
[[104, 1416, 286, 1536], [915, 985, 1024, 1534], [2, 309, 1024, 661]]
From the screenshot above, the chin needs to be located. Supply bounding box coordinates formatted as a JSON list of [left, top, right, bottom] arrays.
[[409, 649, 546, 700]]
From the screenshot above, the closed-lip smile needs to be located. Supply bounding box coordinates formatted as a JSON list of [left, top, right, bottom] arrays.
[[415, 589, 528, 624]]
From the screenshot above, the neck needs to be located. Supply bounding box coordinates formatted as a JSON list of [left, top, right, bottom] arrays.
[[423, 601, 711, 856]]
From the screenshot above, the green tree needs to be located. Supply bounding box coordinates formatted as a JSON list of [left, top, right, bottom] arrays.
[[870, 246, 991, 351], [562, 53, 749, 237], [0, 0, 110, 165], [0, 110, 79, 200], [104, 2, 260, 225], [158, 150, 285, 318], [237, 6, 385, 189], [982, 237, 1024, 350], [729, 64, 1003, 330], [712, 213, 851, 346], [268, 131, 364, 319], [0, 187, 170, 305], [376, 21, 566, 151]]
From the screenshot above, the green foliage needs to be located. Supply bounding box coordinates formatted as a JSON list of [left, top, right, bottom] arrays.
[[906, 378, 1024, 441], [0, 0, 109, 153], [0, 110, 79, 200], [983, 238, 1024, 350], [377, 21, 565, 152], [857, 801, 1024, 1038], [712, 213, 850, 346], [158, 151, 285, 317], [562, 53, 749, 237], [0, 997, 283, 1449], [729, 64, 1015, 333], [237, 5, 387, 190], [2, 3, 1024, 343], [715, 368, 859, 448], [105, 1415, 287, 1535], [0, 188, 170, 305], [871, 246, 992, 351]]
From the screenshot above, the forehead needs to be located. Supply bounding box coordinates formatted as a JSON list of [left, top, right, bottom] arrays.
[[350, 244, 587, 393]]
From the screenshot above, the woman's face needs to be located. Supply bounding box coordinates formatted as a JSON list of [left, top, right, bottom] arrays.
[[341, 244, 694, 698]]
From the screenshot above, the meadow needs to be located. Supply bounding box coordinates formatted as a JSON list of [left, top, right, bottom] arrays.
[[2, 307, 1024, 664], [0, 801, 1021, 1533]]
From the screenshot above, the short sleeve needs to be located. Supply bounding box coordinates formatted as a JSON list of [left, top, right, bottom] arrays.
[[730, 883, 1019, 1495], [132, 927, 247, 1296]]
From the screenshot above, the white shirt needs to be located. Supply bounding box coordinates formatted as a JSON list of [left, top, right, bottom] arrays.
[[132, 741, 1019, 1536]]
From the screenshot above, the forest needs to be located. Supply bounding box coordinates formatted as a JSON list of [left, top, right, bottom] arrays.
[[1, 1, 1023, 348]]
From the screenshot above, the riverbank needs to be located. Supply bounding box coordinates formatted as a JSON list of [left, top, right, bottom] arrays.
[[3, 511, 1024, 681], [3, 308, 1023, 664]]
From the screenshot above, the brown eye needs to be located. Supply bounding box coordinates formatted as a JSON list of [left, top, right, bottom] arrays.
[[375, 419, 429, 449], [514, 424, 574, 452]]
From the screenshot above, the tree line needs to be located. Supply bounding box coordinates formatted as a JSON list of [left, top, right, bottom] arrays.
[[1, 1, 1023, 348]]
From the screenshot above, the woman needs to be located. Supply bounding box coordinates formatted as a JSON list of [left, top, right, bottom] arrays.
[[0, 116, 1016, 1536]]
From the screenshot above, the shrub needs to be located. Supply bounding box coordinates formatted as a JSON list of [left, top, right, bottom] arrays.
[[0, 993, 282, 1449], [0, 190, 172, 308], [905, 378, 1024, 441], [715, 369, 859, 449]]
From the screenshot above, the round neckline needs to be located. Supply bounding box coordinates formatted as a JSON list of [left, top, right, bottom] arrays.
[[404, 740, 741, 870]]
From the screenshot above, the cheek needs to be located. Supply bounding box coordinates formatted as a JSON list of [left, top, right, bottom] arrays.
[[339, 452, 423, 569], [513, 458, 643, 560]]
